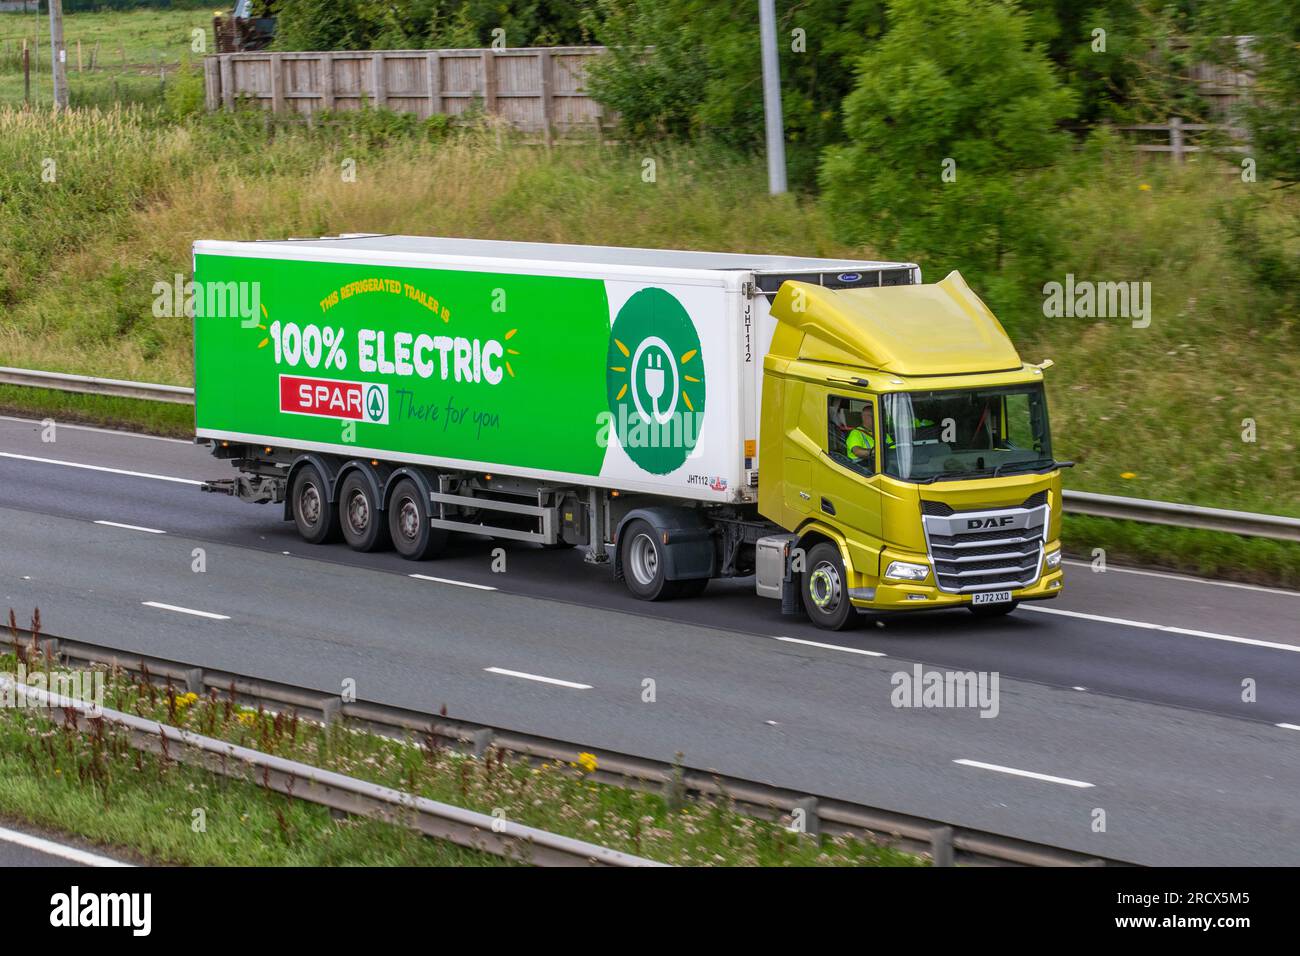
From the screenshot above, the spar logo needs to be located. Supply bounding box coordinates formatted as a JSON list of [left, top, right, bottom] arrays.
[[603, 288, 705, 475], [280, 374, 388, 425]]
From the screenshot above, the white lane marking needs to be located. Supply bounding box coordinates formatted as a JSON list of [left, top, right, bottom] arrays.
[[1061, 559, 1300, 598], [142, 601, 230, 621], [954, 759, 1095, 789], [0, 825, 132, 867], [0, 452, 202, 485], [94, 520, 165, 535], [0, 414, 191, 444], [1277, 723, 1300, 732], [410, 573, 497, 591], [775, 636, 886, 657], [484, 667, 592, 689], [1021, 604, 1299, 653]]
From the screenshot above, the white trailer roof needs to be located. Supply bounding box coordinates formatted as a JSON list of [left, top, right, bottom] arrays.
[[229, 234, 911, 274]]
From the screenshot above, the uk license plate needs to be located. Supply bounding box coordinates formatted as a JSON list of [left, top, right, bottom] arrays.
[[971, 590, 1012, 606]]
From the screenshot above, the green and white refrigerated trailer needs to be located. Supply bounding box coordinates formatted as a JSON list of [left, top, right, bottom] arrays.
[[193, 234, 918, 604]]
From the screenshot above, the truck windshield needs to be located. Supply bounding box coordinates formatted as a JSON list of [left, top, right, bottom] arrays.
[[880, 384, 1053, 482]]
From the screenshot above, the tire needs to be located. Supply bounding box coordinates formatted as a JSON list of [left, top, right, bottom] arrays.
[[291, 462, 340, 545], [338, 472, 391, 553], [968, 599, 1019, 618], [802, 541, 859, 631], [386, 477, 449, 560], [619, 519, 672, 600]]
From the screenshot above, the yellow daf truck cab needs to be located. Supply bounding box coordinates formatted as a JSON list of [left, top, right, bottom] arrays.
[[756, 270, 1068, 630]]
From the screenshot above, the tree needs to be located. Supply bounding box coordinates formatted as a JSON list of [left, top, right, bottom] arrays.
[[273, 1, 590, 53], [585, 0, 888, 188], [820, 0, 1077, 289], [1199, 0, 1300, 188]]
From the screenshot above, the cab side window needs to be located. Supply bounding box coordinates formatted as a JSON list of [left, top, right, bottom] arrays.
[[827, 394, 875, 474]]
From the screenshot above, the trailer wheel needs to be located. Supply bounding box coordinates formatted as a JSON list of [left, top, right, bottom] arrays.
[[620, 519, 672, 600], [339, 473, 391, 553], [387, 477, 449, 560], [802, 542, 859, 631], [291, 463, 340, 545]]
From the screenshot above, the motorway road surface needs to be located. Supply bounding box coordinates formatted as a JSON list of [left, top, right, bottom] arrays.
[[0, 416, 1297, 865], [0, 822, 131, 867]]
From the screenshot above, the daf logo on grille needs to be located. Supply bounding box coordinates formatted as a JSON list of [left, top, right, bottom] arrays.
[[967, 516, 1015, 530]]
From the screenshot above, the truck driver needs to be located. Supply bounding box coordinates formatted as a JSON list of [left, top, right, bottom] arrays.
[[845, 405, 876, 461]]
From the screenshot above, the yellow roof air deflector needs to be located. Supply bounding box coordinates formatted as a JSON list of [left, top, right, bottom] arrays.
[[768, 271, 1023, 377]]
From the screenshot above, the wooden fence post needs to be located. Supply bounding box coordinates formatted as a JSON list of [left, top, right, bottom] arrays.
[[481, 49, 496, 114], [539, 49, 555, 147], [371, 52, 386, 108], [271, 53, 284, 114], [203, 55, 219, 111], [220, 53, 234, 109], [1170, 116, 1184, 163], [320, 53, 334, 112], [425, 51, 441, 119]]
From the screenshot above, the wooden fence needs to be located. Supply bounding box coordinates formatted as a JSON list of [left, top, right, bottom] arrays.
[[1115, 117, 1250, 163], [203, 47, 609, 140]]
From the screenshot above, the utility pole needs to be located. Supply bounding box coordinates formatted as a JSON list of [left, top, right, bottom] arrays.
[[49, 0, 69, 111], [757, 0, 787, 194]]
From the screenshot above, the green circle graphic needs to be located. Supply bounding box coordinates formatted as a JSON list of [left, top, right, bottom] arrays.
[[605, 288, 706, 475]]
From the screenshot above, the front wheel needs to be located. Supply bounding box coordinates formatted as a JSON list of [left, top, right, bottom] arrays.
[[802, 542, 859, 631]]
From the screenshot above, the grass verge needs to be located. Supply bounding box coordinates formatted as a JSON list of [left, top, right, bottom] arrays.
[[1062, 514, 1300, 590], [0, 385, 193, 437], [0, 637, 920, 867]]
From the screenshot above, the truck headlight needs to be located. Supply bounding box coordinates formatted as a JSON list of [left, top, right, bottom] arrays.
[[1044, 547, 1062, 569], [885, 561, 929, 582]]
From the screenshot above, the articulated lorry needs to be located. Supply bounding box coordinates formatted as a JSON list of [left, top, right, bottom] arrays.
[[194, 235, 1069, 629]]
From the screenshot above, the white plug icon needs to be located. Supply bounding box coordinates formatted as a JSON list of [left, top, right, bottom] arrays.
[[630, 336, 678, 426], [643, 351, 666, 419]]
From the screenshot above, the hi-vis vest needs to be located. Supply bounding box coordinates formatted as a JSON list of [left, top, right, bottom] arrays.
[[846, 427, 875, 455], [847, 418, 934, 455]]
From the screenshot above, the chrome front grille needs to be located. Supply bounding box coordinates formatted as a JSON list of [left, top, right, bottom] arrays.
[[923, 505, 1048, 594]]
